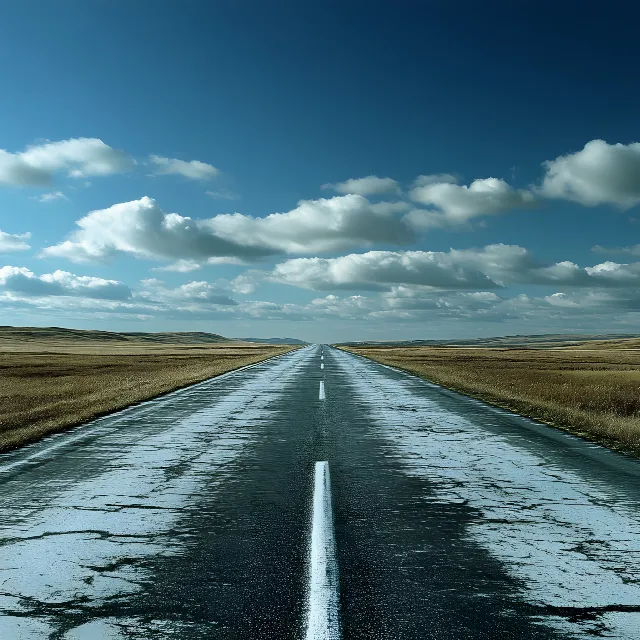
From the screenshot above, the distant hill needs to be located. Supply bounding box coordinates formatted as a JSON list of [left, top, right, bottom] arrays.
[[0, 326, 230, 344], [237, 337, 308, 345], [338, 333, 640, 349]]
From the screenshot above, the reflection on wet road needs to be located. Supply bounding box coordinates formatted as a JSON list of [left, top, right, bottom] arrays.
[[0, 346, 638, 638]]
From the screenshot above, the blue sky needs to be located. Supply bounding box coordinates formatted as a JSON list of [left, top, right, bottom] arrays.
[[1, 0, 640, 342]]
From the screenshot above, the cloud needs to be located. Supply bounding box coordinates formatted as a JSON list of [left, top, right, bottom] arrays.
[[299, 283, 640, 327], [149, 155, 219, 181], [0, 231, 31, 253], [138, 279, 238, 306], [412, 173, 458, 187], [2, 263, 640, 331], [229, 273, 260, 295], [449, 244, 640, 288], [29, 191, 69, 203], [383, 286, 503, 311], [0, 138, 133, 186], [409, 177, 536, 226], [271, 250, 502, 291], [0, 266, 131, 300], [42, 195, 418, 265], [272, 244, 640, 293], [540, 288, 640, 313], [592, 244, 640, 257], [209, 195, 415, 254], [322, 175, 400, 196], [205, 189, 239, 200], [151, 259, 204, 273], [41, 197, 276, 264], [539, 139, 640, 208]]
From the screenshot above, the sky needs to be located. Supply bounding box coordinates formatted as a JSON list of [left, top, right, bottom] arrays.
[[1, 0, 640, 343]]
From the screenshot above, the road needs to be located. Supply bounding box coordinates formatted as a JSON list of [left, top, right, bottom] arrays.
[[0, 345, 639, 639]]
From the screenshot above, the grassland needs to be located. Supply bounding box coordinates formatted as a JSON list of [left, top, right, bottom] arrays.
[[0, 329, 297, 452], [340, 339, 640, 456]]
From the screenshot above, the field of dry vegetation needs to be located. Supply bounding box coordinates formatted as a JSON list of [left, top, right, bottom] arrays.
[[341, 339, 640, 456], [0, 337, 296, 452]]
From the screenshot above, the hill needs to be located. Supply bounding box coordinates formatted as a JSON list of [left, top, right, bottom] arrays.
[[0, 326, 230, 344], [237, 337, 308, 345], [338, 333, 640, 349]]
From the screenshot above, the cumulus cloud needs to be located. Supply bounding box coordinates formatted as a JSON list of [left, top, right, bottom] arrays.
[[229, 273, 260, 295], [0, 231, 31, 253], [539, 139, 640, 208], [412, 173, 458, 187], [272, 244, 640, 292], [138, 279, 238, 306], [0, 138, 133, 186], [383, 286, 503, 311], [2, 264, 639, 331], [322, 175, 400, 196], [409, 177, 536, 226], [149, 155, 219, 181], [301, 284, 640, 327], [42, 195, 418, 265], [209, 195, 415, 254], [271, 250, 502, 291], [0, 266, 131, 300], [448, 244, 640, 288], [29, 191, 69, 203], [41, 197, 276, 264]]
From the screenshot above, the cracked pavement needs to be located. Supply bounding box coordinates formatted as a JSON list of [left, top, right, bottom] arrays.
[[0, 346, 639, 638]]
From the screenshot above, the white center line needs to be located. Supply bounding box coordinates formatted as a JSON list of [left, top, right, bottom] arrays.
[[321, 363, 324, 370], [306, 461, 341, 640], [319, 381, 325, 400], [321, 355, 324, 360]]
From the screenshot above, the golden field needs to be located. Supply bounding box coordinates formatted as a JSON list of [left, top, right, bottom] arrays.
[[340, 340, 640, 456], [0, 335, 296, 452]]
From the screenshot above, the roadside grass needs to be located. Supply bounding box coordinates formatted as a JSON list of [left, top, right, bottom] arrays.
[[339, 345, 640, 456], [0, 341, 297, 452]]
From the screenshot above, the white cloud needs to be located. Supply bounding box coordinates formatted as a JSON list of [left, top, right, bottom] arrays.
[[42, 195, 418, 265], [449, 244, 640, 288], [409, 177, 536, 225], [149, 155, 219, 181], [209, 195, 416, 254], [2, 263, 640, 331], [138, 279, 238, 306], [322, 175, 400, 196], [29, 191, 69, 203], [271, 250, 501, 291], [151, 259, 204, 273], [41, 197, 275, 264], [412, 173, 458, 187], [272, 244, 640, 292], [230, 273, 260, 295], [539, 139, 640, 208], [0, 138, 133, 186], [0, 231, 31, 253], [0, 266, 131, 300]]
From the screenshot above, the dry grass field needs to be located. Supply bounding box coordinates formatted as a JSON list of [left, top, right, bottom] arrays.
[[0, 335, 297, 452], [340, 340, 640, 456]]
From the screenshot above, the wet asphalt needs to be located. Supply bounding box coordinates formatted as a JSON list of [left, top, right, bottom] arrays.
[[0, 345, 639, 639]]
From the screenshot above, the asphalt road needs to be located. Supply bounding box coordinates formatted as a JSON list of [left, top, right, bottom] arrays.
[[0, 345, 639, 639]]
